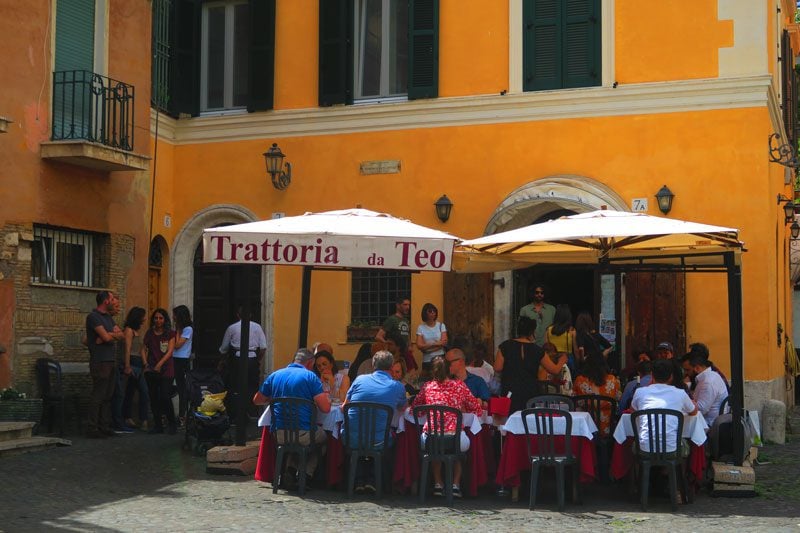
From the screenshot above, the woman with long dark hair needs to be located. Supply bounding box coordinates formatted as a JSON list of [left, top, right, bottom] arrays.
[[142, 308, 177, 434], [573, 353, 621, 436], [412, 356, 482, 498], [314, 350, 350, 403], [172, 305, 193, 426], [575, 312, 613, 370], [120, 307, 150, 429]]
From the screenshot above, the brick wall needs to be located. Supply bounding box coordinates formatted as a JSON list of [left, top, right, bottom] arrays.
[[0, 223, 135, 398]]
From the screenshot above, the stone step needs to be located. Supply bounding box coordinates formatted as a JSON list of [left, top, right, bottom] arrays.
[[0, 421, 35, 442], [0, 436, 71, 458]]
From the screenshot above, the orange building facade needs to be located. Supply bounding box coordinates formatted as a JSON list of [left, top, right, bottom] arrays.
[[1, 1, 798, 414]]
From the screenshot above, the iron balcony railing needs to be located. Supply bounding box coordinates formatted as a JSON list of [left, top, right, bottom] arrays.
[[51, 70, 135, 151]]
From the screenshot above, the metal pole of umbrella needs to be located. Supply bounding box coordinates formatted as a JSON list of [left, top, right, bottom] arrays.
[[298, 266, 312, 349], [725, 251, 745, 466], [236, 278, 251, 446]]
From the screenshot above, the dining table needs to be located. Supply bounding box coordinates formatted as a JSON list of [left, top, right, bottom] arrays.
[[494, 410, 599, 502], [392, 409, 496, 497], [609, 412, 709, 486], [254, 403, 346, 488]]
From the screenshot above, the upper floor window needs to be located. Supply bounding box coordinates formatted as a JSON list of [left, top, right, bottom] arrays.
[[320, 0, 438, 106], [523, 0, 601, 92], [32, 225, 106, 287], [201, 1, 250, 111], [155, 0, 275, 117], [354, 0, 409, 100]]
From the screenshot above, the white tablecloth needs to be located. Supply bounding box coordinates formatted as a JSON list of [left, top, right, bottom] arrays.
[[613, 413, 708, 446], [258, 405, 345, 438], [397, 408, 489, 435], [501, 410, 597, 440]]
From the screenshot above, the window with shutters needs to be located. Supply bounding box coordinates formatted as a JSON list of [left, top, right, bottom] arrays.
[[319, 0, 438, 106], [522, 0, 600, 92], [200, 1, 250, 111], [354, 0, 409, 101]]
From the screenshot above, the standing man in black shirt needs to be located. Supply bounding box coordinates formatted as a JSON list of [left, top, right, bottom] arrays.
[[85, 290, 124, 437]]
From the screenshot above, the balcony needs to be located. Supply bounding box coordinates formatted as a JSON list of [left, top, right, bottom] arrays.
[[40, 70, 149, 172]]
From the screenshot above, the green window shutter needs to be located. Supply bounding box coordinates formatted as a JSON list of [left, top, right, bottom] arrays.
[[151, 0, 171, 111], [563, 0, 600, 88], [524, 0, 561, 91], [408, 0, 439, 100], [318, 0, 353, 106], [55, 0, 95, 72], [169, 0, 199, 117], [248, 0, 276, 112]]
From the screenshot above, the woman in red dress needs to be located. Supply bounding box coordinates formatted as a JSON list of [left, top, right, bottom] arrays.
[[412, 355, 482, 498]]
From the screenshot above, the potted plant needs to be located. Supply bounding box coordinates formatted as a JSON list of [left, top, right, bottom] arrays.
[[0, 387, 43, 425], [346, 321, 380, 342]]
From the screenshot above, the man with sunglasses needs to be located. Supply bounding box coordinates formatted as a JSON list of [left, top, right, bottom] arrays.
[[519, 284, 555, 347]]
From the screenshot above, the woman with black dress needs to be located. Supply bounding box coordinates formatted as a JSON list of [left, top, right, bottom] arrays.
[[494, 316, 568, 413]]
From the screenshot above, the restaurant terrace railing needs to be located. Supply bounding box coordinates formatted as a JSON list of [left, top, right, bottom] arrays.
[[51, 70, 135, 151]]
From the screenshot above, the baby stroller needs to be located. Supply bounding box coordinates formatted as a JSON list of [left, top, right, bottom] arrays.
[[183, 367, 231, 456]]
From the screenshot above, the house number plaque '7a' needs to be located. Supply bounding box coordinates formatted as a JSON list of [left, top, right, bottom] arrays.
[[631, 198, 648, 212]]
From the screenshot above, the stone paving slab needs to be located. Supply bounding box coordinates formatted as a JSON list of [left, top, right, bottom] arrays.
[[0, 409, 799, 532]]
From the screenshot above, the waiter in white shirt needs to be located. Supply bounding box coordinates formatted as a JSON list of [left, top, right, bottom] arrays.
[[219, 307, 267, 408]]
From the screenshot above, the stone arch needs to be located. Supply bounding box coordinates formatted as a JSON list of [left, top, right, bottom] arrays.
[[170, 204, 275, 370], [485, 175, 629, 235]]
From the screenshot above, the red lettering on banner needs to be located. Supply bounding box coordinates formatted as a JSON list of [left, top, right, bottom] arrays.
[[284, 244, 298, 262], [315, 239, 323, 263], [429, 250, 445, 269], [324, 246, 339, 264], [244, 243, 258, 261], [300, 245, 313, 262], [396, 241, 416, 267], [231, 242, 243, 261], [211, 236, 231, 260]]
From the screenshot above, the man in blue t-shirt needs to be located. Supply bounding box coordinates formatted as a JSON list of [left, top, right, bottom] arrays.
[[446, 348, 490, 403], [345, 350, 407, 493], [253, 348, 331, 489]]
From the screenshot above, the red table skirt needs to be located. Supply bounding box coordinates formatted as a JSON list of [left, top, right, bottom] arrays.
[[495, 434, 597, 488], [392, 423, 496, 497], [609, 438, 706, 485], [255, 426, 344, 487]]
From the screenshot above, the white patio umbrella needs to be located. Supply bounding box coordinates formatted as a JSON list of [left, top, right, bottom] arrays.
[[202, 208, 459, 443], [454, 209, 742, 272], [453, 209, 749, 465]]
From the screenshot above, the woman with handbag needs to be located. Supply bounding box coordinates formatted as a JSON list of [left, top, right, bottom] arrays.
[[415, 302, 448, 374]]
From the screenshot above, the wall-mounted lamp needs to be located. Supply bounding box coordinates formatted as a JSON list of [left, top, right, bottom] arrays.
[[263, 143, 292, 190], [654, 185, 675, 215], [769, 133, 800, 168], [791, 221, 800, 239], [434, 194, 453, 223], [778, 193, 797, 224]]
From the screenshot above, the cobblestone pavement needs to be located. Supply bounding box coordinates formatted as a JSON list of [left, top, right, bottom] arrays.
[[1, 409, 799, 533]]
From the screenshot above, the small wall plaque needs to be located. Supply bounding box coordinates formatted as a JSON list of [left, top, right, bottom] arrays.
[[631, 198, 648, 212], [360, 160, 401, 175]]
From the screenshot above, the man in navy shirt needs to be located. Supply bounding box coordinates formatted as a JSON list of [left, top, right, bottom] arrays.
[[345, 350, 407, 493], [446, 348, 490, 404], [253, 348, 330, 489]]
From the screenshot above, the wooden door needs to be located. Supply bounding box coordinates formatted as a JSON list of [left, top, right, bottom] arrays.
[[443, 272, 494, 356], [193, 244, 262, 365], [624, 272, 686, 359], [147, 268, 161, 313]]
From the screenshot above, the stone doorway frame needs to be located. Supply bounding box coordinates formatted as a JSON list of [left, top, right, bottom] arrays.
[[170, 204, 275, 374], [486, 175, 628, 344]]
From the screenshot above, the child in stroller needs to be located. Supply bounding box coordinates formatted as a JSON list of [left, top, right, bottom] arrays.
[[183, 367, 231, 455]]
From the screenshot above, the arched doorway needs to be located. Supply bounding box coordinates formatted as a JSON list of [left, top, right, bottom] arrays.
[[170, 204, 274, 373], [192, 242, 262, 366]]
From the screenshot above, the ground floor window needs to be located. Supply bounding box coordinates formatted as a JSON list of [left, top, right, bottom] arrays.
[[31, 224, 106, 287], [351, 269, 411, 325]]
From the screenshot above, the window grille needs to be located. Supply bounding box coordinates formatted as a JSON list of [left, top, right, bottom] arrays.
[[350, 269, 411, 325], [32, 225, 103, 287]]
